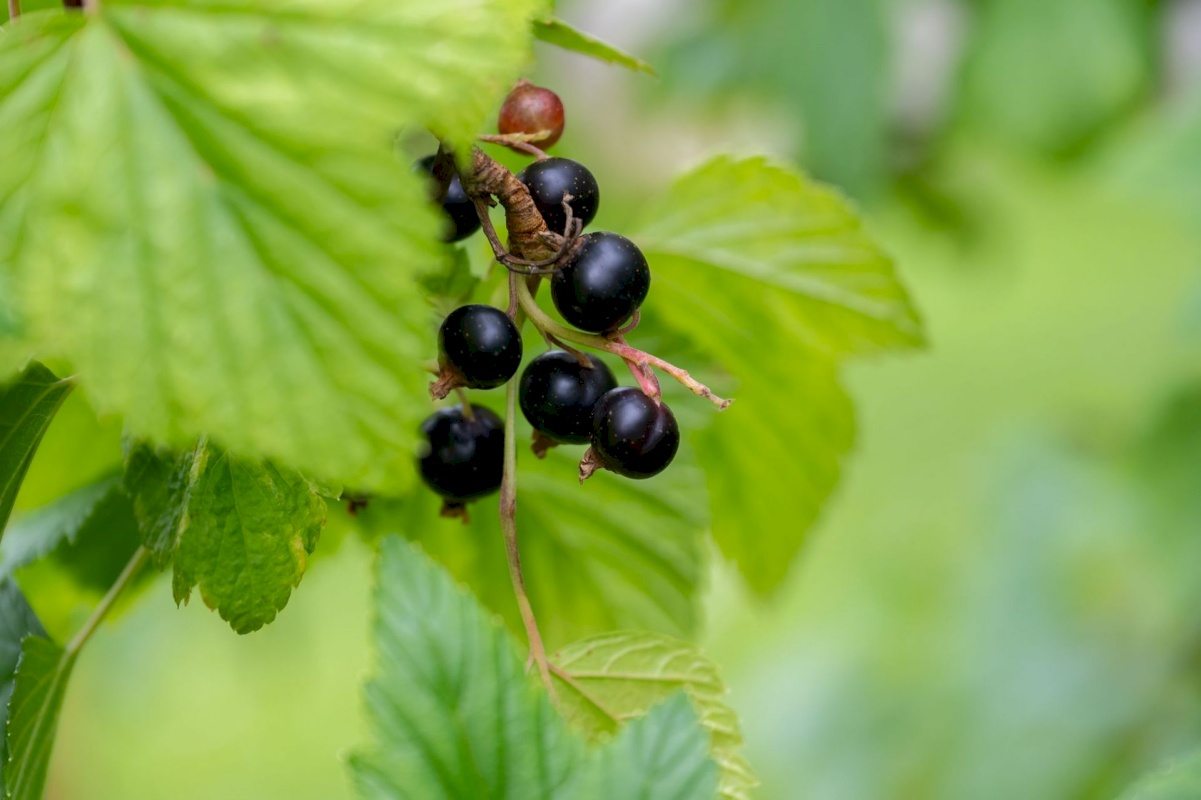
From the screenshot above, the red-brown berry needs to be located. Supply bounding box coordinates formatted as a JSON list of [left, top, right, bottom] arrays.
[[498, 80, 565, 149]]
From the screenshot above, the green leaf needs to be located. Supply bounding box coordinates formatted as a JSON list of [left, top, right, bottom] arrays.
[[121, 439, 196, 568], [173, 443, 327, 634], [552, 631, 756, 800], [0, 0, 541, 492], [0, 362, 71, 541], [568, 694, 718, 800], [3, 635, 74, 800], [1, 475, 142, 591], [1119, 750, 1201, 800], [348, 537, 580, 799], [0, 581, 44, 798], [355, 444, 706, 648], [633, 156, 920, 592], [532, 16, 655, 75], [349, 539, 719, 800]]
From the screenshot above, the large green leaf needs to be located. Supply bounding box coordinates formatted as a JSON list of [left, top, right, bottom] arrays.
[[0, 0, 541, 492], [349, 537, 580, 799], [0, 581, 44, 798], [552, 632, 755, 800], [532, 17, 654, 75], [633, 156, 920, 592], [349, 538, 719, 800], [355, 444, 706, 649], [3, 635, 73, 800], [0, 362, 71, 541], [0, 475, 141, 591]]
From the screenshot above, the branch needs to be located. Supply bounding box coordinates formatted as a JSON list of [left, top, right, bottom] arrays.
[[66, 546, 149, 655]]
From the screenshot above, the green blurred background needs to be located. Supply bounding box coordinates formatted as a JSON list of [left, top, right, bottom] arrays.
[[15, 0, 1201, 797]]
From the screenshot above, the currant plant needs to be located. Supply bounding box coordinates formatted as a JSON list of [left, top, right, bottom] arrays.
[[0, 1, 922, 798]]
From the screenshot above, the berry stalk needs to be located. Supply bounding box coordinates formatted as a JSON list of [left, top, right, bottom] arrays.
[[514, 277, 732, 410]]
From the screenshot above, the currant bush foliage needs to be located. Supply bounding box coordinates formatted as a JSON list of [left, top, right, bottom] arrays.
[[0, 582, 43, 798], [0, 364, 71, 536], [0, 0, 540, 493], [350, 538, 718, 800]]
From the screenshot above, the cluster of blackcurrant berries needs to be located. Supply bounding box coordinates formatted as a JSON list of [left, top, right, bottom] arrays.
[[416, 83, 679, 514]]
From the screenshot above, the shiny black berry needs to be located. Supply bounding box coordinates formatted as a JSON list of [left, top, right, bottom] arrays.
[[418, 404, 504, 502], [438, 305, 522, 390], [519, 351, 618, 444], [518, 158, 599, 235], [590, 387, 679, 479], [551, 232, 650, 333], [416, 154, 480, 243]]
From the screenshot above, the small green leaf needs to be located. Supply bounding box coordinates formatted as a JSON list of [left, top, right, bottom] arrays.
[[355, 445, 706, 647], [552, 631, 756, 800], [348, 537, 580, 798], [420, 246, 482, 317], [172, 442, 327, 634], [122, 440, 197, 568], [533, 16, 655, 75], [633, 156, 921, 592], [3, 635, 74, 800], [568, 694, 719, 800], [0, 581, 44, 798], [0, 0, 541, 491], [1119, 750, 1201, 800], [0, 363, 72, 541]]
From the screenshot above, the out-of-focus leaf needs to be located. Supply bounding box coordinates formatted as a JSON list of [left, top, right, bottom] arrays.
[[1119, 750, 1201, 800], [553, 631, 755, 800], [533, 16, 655, 74], [0, 0, 541, 492], [355, 444, 706, 649], [0, 363, 71, 540], [0, 475, 140, 591], [0, 581, 44, 798], [4, 635, 73, 800], [1105, 90, 1201, 226], [957, 0, 1154, 156], [656, 0, 889, 197], [634, 156, 920, 592], [348, 539, 719, 800], [567, 694, 719, 800]]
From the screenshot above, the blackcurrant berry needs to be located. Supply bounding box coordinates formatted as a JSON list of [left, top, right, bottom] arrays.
[[418, 404, 504, 502], [519, 351, 618, 444], [551, 232, 650, 333], [518, 158, 599, 235], [438, 305, 523, 390], [416, 154, 481, 243], [498, 81, 565, 149], [590, 388, 679, 479]]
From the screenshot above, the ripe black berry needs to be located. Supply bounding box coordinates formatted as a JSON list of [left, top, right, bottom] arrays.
[[551, 232, 650, 333], [498, 81, 565, 149], [590, 387, 679, 479], [519, 351, 617, 444], [438, 305, 522, 390], [416, 154, 481, 243], [418, 405, 504, 502], [518, 158, 599, 235]]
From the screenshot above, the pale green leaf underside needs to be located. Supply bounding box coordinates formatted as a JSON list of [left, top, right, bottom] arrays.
[[552, 631, 756, 800], [0, 581, 44, 798], [532, 17, 655, 75], [0, 0, 541, 492], [0, 362, 71, 541], [357, 445, 707, 649], [633, 156, 919, 593], [1120, 750, 1201, 800], [3, 635, 74, 800], [349, 539, 718, 800]]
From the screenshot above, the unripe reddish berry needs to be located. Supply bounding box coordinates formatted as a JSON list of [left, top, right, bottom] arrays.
[[498, 80, 565, 149]]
